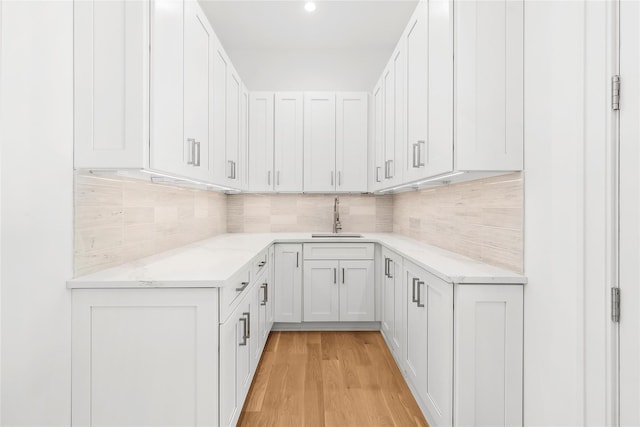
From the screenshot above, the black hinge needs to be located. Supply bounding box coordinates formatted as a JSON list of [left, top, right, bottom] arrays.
[[612, 75, 621, 111], [611, 287, 620, 323]]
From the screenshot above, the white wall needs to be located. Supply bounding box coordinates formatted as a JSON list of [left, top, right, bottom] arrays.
[[228, 48, 390, 91], [0, 1, 73, 425], [524, 1, 614, 425]]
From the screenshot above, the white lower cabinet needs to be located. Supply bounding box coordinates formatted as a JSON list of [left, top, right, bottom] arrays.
[[403, 260, 454, 426], [381, 247, 403, 356], [454, 284, 523, 427], [71, 288, 219, 427], [274, 243, 303, 322], [220, 287, 253, 427], [302, 243, 375, 322]]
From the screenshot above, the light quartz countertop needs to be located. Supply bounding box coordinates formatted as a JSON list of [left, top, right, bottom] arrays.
[[67, 233, 526, 289]]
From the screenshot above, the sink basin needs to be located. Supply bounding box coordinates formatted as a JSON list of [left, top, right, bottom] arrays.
[[311, 233, 363, 238]]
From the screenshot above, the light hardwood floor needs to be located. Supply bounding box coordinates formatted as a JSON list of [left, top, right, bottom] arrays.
[[238, 331, 429, 427]]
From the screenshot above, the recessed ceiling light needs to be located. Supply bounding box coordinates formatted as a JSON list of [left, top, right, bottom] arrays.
[[304, 2, 316, 12]]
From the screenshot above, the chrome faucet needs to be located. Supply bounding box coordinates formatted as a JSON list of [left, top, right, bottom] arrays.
[[333, 197, 342, 233]]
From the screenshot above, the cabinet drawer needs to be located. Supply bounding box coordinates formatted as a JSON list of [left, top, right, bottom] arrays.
[[219, 267, 252, 323], [251, 248, 269, 279], [303, 243, 374, 260]]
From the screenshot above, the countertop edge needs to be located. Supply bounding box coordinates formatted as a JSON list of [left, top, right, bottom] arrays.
[[67, 234, 527, 288]]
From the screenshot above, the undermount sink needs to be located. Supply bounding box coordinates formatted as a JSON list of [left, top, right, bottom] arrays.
[[311, 233, 363, 238]]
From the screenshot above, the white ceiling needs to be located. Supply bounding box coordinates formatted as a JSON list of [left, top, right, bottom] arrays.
[[199, 1, 419, 50], [198, 1, 418, 91]]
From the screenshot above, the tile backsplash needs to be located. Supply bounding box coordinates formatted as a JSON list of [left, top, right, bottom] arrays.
[[74, 172, 523, 276], [74, 174, 227, 276], [227, 194, 393, 233], [393, 173, 523, 272]]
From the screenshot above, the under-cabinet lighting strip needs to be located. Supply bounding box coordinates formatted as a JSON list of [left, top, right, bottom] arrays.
[[139, 170, 240, 192], [379, 171, 465, 193]]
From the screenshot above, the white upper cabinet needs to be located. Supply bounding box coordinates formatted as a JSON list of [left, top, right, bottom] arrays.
[[371, 0, 523, 190], [248, 93, 275, 192], [382, 44, 405, 188], [212, 43, 228, 184], [74, 0, 149, 169], [370, 80, 385, 192], [304, 93, 337, 192], [404, 0, 454, 184], [274, 93, 304, 192], [455, 0, 523, 171], [239, 85, 249, 190], [226, 67, 241, 185], [182, 0, 212, 181], [336, 93, 368, 192]]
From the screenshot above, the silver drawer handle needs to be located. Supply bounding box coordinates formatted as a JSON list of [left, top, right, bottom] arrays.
[[239, 317, 248, 346], [261, 283, 268, 305], [412, 278, 419, 303], [236, 281, 249, 292], [194, 140, 201, 167]]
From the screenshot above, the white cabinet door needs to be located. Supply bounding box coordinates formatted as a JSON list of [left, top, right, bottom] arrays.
[[372, 81, 385, 190], [220, 295, 252, 427], [251, 279, 265, 372], [274, 93, 304, 192], [454, 0, 523, 171], [212, 43, 228, 184], [427, 0, 454, 178], [304, 92, 337, 192], [339, 260, 375, 321], [249, 92, 275, 192], [239, 85, 249, 189], [381, 251, 395, 338], [74, 0, 149, 169], [455, 285, 522, 427], [404, 2, 429, 183], [267, 245, 276, 331], [336, 93, 368, 192], [71, 288, 218, 427], [150, 0, 184, 176], [383, 43, 404, 188], [403, 262, 428, 400], [226, 68, 241, 185], [274, 244, 302, 322], [183, 0, 211, 181], [404, 260, 453, 427], [304, 260, 340, 322]]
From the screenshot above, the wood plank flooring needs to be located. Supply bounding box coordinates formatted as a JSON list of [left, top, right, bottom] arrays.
[[238, 331, 429, 427]]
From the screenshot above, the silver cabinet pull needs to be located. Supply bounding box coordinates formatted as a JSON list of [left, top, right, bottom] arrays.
[[342, 267, 345, 284], [258, 260, 266, 268], [296, 252, 299, 268], [236, 281, 249, 292], [334, 268, 337, 284], [268, 170, 271, 186], [412, 143, 419, 168], [416, 281, 425, 307], [412, 278, 419, 303], [338, 171, 342, 186], [388, 259, 393, 279], [417, 140, 425, 167], [277, 171, 281, 186], [239, 317, 248, 346], [388, 159, 394, 178], [243, 311, 251, 338], [187, 138, 195, 165], [384, 257, 389, 277], [194, 140, 201, 167], [233, 161, 237, 179], [331, 171, 334, 186], [376, 166, 382, 183], [260, 283, 267, 305], [228, 160, 234, 179]]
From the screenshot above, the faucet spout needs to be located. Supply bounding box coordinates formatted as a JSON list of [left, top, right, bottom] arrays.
[[333, 197, 342, 234]]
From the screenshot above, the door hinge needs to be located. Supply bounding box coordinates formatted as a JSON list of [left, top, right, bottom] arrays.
[[611, 287, 620, 323], [612, 75, 620, 110]]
